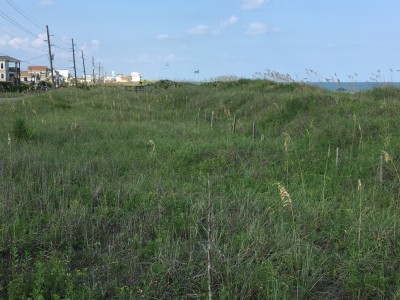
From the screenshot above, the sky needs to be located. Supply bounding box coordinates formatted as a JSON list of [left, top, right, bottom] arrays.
[[1, 0, 400, 82]]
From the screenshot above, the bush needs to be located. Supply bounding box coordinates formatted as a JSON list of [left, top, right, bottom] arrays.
[[367, 86, 400, 100], [0, 82, 30, 93]]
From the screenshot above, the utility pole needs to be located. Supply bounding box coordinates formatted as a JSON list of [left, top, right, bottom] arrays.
[[72, 39, 77, 86], [98, 62, 101, 83], [81, 50, 87, 85], [92, 56, 95, 83], [46, 25, 55, 88]]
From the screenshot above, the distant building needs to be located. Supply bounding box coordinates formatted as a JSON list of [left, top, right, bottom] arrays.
[[104, 76, 116, 82], [28, 66, 50, 83], [20, 70, 33, 84], [116, 74, 130, 83], [58, 70, 69, 80], [0, 55, 21, 83], [131, 72, 142, 83], [27, 66, 62, 86]]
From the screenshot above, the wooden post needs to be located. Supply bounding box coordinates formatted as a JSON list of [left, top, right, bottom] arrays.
[[252, 121, 256, 140], [232, 114, 236, 132], [46, 25, 55, 88], [211, 111, 214, 128], [81, 50, 87, 84], [72, 39, 77, 86]]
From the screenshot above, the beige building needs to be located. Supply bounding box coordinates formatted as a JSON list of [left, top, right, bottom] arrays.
[[28, 66, 50, 83]]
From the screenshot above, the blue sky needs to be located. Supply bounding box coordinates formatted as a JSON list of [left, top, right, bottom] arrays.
[[1, 0, 400, 82]]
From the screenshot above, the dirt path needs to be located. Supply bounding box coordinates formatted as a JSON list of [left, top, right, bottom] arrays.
[[0, 94, 36, 102]]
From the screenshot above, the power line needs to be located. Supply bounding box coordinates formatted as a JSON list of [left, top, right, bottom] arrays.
[[0, 27, 48, 54], [53, 44, 72, 51], [0, 8, 45, 41], [3, 0, 44, 32], [0, 1, 90, 78], [23, 53, 48, 62], [4, 0, 71, 47]]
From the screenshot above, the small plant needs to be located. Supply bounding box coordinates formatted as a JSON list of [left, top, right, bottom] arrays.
[[12, 117, 32, 141], [276, 182, 293, 209], [7, 133, 12, 175], [357, 179, 363, 251], [381, 150, 400, 182], [148, 139, 156, 152]]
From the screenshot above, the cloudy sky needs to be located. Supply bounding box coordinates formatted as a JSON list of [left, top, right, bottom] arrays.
[[1, 0, 400, 82]]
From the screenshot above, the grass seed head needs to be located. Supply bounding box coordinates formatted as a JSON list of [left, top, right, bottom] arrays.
[[70, 118, 79, 131], [382, 150, 391, 163], [276, 182, 292, 208], [148, 140, 155, 152], [283, 132, 291, 153]]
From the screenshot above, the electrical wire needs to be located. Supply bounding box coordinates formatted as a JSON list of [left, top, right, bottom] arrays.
[[3, 0, 45, 32], [23, 53, 48, 62], [0, 8, 45, 41], [0, 27, 48, 54], [0, 2, 95, 79], [3, 0, 71, 48]]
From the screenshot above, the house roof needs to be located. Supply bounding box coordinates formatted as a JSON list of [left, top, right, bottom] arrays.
[[0, 55, 20, 62], [28, 66, 48, 72]]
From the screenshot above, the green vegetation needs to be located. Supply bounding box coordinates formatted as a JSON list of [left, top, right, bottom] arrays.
[[1, 80, 400, 299], [0, 82, 31, 94]]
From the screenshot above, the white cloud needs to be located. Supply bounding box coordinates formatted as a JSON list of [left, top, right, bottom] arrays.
[[91, 39, 100, 50], [157, 34, 170, 40], [188, 25, 210, 35], [242, 0, 267, 10], [214, 15, 239, 33], [220, 15, 239, 28], [79, 39, 100, 55], [8, 37, 30, 49], [0, 33, 47, 51], [32, 33, 46, 47], [245, 22, 268, 35], [0, 34, 10, 47], [163, 15, 238, 39], [38, 0, 54, 6], [157, 34, 181, 40]]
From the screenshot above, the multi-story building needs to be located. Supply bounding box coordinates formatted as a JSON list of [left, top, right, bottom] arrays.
[[0, 55, 21, 83], [28, 66, 50, 83]]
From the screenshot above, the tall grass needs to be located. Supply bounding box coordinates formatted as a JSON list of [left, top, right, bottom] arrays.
[[0, 81, 400, 299]]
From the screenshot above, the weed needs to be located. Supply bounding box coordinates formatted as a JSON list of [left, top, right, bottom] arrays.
[[12, 117, 33, 141], [0, 81, 400, 298]]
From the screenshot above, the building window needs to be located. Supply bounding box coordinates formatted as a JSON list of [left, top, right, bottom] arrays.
[[1, 74, 4, 79], [0, 63, 3, 69]]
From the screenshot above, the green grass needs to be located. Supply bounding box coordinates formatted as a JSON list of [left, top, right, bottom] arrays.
[[1, 81, 400, 299]]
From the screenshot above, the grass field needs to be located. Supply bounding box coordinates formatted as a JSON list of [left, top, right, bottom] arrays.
[[1, 80, 400, 299]]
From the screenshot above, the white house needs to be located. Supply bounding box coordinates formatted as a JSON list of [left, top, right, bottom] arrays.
[[131, 72, 141, 83], [58, 70, 69, 80], [116, 74, 130, 83], [0, 56, 20, 83]]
